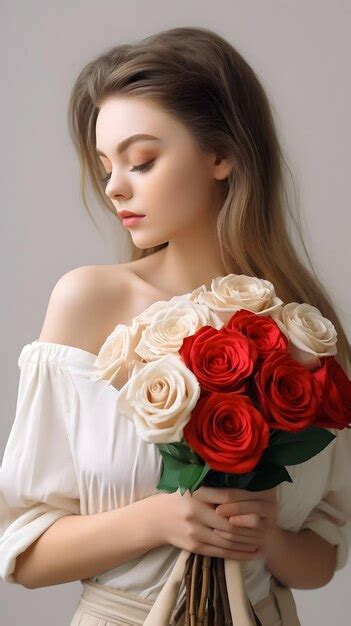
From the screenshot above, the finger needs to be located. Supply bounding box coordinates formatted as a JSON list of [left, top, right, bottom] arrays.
[[196, 541, 263, 561], [212, 528, 261, 548], [202, 504, 254, 535], [228, 514, 265, 530], [222, 523, 265, 539], [216, 500, 271, 518], [213, 518, 265, 538], [193, 486, 245, 504], [212, 488, 277, 512], [192, 500, 243, 534], [197, 524, 259, 553]]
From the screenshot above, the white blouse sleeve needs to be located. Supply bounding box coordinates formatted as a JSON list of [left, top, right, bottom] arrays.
[[0, 342, 80, 584], [299, 427, 351, 571]]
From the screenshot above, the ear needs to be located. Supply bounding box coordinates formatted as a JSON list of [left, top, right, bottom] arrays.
[[211, 153, 235, 181]]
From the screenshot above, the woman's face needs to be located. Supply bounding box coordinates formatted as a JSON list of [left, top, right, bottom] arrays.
[[95, 95, 231, 249]]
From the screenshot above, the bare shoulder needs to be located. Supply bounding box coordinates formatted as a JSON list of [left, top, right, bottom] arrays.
[[38, 264, 134, 355]]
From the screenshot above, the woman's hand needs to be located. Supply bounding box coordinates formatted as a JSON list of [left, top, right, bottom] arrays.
[[213, 487, 279, 558], [157, 486, 267, 561]]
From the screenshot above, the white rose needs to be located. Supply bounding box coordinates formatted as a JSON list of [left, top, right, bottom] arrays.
[[90, 288, 211, 387], [134, 299, 176, 326], [187, 284, 208, 300], [196, 274, 283, 322], [133, 286, 208, 327], [271, 302, 338, 366], [116, 353, 201, 443], [91, 318, 143, 389], [135, 299, 224, 361]]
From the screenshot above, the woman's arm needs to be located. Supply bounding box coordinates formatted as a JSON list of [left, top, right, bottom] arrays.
[[14, 493, 167, 589], [263, 526, 337, 590]]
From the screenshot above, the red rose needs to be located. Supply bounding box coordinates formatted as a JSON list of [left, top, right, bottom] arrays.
[[254, 350, 323, 431], [224, 309, 288, 365], [183, 392, 270, 473], [312, 356, 351, 429], [179, 325, 258, 393]]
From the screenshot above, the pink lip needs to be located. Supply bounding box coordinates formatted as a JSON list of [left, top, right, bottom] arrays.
[[121, 215, 145, 227]]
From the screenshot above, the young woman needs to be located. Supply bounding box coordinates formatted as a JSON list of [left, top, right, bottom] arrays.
[[1, 26, 350, 626]]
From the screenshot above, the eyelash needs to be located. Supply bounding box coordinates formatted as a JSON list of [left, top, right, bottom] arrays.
[[102, 160, 155, 184]]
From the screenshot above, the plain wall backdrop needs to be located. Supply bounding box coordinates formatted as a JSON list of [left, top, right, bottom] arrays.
[[1, 1, 350, 625]]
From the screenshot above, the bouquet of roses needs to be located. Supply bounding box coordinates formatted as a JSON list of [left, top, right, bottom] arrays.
[[91, 273, 351, 626]]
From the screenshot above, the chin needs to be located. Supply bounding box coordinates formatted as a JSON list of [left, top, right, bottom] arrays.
[[130, 234, 169, 249]]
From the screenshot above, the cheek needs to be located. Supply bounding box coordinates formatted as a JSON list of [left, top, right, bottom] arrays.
[[144, 156, 212, 224]]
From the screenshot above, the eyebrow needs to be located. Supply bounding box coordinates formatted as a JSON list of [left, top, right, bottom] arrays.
[[96, 133, 161, 157]]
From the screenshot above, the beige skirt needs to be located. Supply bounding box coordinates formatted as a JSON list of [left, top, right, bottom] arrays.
[[69, 576, 301, 626]]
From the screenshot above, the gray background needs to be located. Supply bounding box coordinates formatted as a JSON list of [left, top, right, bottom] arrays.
[[1, 1, 350, 624]]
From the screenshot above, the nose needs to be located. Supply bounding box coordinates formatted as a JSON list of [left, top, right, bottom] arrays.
[[105, 171, 130, 201]]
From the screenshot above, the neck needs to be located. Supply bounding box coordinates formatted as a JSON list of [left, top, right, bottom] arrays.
[[151, 224, 240, 296]]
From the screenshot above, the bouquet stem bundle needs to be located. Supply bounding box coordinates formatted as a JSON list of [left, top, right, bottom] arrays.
[[171, 554, 262, 626]]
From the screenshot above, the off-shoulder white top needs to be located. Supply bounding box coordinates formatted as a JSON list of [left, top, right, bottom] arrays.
[[1, 340, 351, 606]]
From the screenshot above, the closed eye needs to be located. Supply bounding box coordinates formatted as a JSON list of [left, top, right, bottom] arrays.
[[102, 160, 155, 184]]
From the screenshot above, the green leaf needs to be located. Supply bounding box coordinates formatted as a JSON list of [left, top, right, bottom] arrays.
[[202, 461, 292, 491], [203, 469, 256, 489], [156, 447, 210, 495], [155, 426, 335, 495], [245, 461, 292, 490], [262, 426, 336, 465], [179, 463, 211, 495], [158, 441, 201, 464], [156, 450, 188, 493]]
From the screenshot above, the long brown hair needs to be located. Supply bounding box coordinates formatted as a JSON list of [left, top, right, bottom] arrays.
[[67, 26, 350, 376]]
